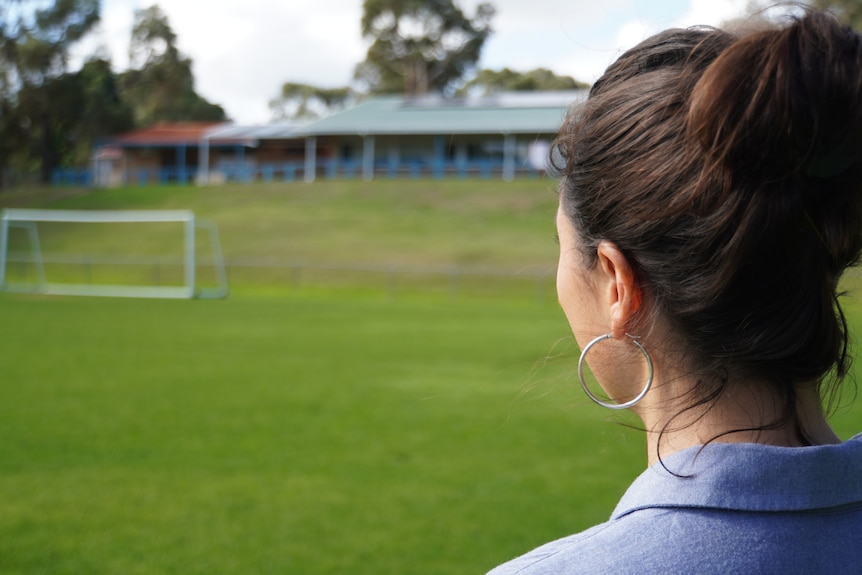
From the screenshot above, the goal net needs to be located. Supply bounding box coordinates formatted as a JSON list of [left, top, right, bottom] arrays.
[[0, 209, 228, 299]]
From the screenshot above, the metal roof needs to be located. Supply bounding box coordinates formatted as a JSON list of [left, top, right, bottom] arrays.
[[294, 91, 587, 137], [106, 91, 587, 147], [204, 122, 304, 141], [110, 122, 304, 148]]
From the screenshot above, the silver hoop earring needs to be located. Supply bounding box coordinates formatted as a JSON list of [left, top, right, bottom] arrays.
[[577, 333, 654, 410]]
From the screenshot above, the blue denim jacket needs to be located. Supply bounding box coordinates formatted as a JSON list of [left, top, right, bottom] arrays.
[[487, 434, 862, 574]]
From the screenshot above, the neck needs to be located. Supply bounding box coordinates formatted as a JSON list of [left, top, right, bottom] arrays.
[[633, 372, 841, 467]]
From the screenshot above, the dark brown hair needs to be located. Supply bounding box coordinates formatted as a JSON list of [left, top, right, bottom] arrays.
[[553, 10, 862, 438]]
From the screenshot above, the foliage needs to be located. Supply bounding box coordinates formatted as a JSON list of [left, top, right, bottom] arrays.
[[355, 0, 495, 96], [269, 81, 353, 121], [16, 72, 82, 181], [118, 5, 225, 126], [8, 57, 133, 182], [744, 0, 862, 30], [0, 0, 101, 185], [13, 57, 133, 177], [459, 67, 589, 96], [0, 2, 235, 188], [0, 0, 99, 88], [0, 2, 225, 186], [809, 0, 862, 29], [73, 57, 134, 162]]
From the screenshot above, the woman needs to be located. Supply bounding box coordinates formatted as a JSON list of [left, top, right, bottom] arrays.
[[489, 9, 862, 574]]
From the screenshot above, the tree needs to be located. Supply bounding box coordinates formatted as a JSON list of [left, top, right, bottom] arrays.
[[12, 58, 130, 183], [0, 0, 99, 88], [269, 82, 353, 121], [808, 0, 862, 29], [17, 72, 84, 181], [459, 67, 588, 96], [355, 0, 495, 96], [119, 5, 226, 126], [70, 57, 133, 164], [744, 1, 862, 30], [0, 0, 101, 185]]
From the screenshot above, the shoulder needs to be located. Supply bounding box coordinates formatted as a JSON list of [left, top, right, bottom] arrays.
[[486, 503, 862, 574], [485, 510, 682, 575], [487, 438, 862, 574], [484, 520, 616, 575]]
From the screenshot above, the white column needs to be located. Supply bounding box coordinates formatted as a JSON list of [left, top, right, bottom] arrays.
[[363, 135, 375, 181], [304, 136, 317, 183], [198, 136, 210, 185]]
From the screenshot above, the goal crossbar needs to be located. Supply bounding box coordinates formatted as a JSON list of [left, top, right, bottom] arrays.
[[0, 209, 228, 299], [2, 208, 195, 224]]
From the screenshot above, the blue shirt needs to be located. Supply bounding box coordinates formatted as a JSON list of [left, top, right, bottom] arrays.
[[487, 434, 862, 574]]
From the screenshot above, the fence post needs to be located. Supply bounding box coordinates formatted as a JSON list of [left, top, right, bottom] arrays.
[[449, 267, 460, 300], [387, 266, 397, 299], [291, 263, 302, 288]]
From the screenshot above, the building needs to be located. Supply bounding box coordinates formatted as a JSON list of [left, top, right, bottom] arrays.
[[90, 90, 585, 187], [292, 90, 584, 182], [93, 122, 220, 187]]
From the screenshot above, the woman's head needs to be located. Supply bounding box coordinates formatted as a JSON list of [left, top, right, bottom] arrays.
[[554, 10, 862, 434]]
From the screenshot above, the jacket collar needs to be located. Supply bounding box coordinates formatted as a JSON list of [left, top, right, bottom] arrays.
[[613, 434, 862, 519]]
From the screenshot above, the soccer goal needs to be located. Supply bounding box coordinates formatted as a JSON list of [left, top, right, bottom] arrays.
[[0, 209, 228, 299]]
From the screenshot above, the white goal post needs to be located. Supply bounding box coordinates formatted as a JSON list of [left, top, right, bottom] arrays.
[[0, 209, 228, 299]]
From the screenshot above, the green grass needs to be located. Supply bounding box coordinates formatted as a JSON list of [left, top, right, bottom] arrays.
[[1, 180, 561, 299], [1, 290, 861, 575], [1, 181, 862, 574], [0, 180, 561, 269], [0, 290, 650, 575]]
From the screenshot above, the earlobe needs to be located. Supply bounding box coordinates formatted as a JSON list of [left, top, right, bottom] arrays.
[[596, 241, 641, 338]]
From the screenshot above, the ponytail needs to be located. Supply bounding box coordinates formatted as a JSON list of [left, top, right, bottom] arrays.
[[554, 10, 862, 420], [688, 10, 862, 274]]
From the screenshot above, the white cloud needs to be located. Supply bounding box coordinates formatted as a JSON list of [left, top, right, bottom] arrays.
[[556, 0, 749, 83], [673, 0, 750, 28], [468, 0, 749, 86], [160, 0, 364, 123], [70, 0, 752, 124], [616, 20, 650, 51]]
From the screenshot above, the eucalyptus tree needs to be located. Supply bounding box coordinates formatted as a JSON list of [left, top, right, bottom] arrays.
[[119, 4, 225, 126], [809, 0, 862, 29], [269, 81, 353, 121], [744, 0, 862, 30], [0, 0, 101, 185], [355, 0, 495, 96], [459, 67, 589, 96]]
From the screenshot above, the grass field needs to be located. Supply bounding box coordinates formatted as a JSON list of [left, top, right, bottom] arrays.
[[1, 181, 862, 574], [0, 291, 647, 575], [1, 180, 562, 300], [0, 180, 561, 269]]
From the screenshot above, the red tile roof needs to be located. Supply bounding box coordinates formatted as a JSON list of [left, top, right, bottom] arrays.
[[112, 122, 225, 146]]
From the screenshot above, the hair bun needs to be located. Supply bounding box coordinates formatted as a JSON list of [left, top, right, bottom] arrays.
[[687, 11, 862, 184]]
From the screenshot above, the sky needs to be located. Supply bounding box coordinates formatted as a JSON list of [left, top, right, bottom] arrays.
[[72, 0, 751, 124]]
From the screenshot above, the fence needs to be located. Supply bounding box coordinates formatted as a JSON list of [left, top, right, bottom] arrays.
[[12, 251, 862, 303], [54, 158, 547, 187], [3, 252, 557, 302]]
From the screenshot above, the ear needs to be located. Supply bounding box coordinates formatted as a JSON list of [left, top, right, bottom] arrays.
[[595, 241, 641, 339]]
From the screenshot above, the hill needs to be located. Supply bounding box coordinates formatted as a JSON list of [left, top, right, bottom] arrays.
[[0, 179, 561, 269]]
